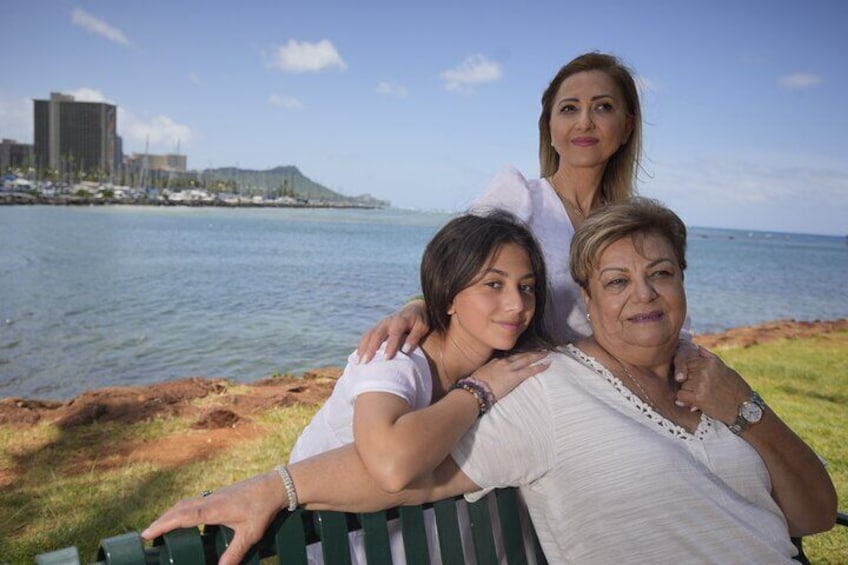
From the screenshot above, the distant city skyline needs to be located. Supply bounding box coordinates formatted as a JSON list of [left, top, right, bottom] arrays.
[[1, 1, 846, 235]]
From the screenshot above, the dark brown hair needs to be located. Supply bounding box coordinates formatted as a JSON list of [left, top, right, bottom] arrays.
[[421, 210, 552, 352]]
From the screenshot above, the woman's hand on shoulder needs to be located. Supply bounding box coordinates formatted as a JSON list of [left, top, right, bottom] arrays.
[[674, 345, 750, 424], [356, 299, 429, 363], [469, 350, 550, 403], [671, 338, 699, 387]]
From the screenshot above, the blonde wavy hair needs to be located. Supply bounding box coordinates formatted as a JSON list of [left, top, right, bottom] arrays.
[[539, 52, 642, 204]]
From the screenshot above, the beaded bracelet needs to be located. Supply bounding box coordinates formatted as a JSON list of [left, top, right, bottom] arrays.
[[274, 464, 299, 512], [452, 377, 496, 417]]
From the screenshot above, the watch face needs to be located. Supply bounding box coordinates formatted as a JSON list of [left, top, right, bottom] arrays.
[[741, 402, 763, 423]]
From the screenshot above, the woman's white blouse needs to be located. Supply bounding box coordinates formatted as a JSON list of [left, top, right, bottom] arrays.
[[472, 166, 591, 344], [452, 346, 797, 564]]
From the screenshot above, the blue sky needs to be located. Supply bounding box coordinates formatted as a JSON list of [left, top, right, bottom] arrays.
[[2, 0, 846, 235]]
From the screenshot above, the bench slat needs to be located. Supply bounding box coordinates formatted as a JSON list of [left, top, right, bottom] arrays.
[[528, 519, 548, 565], [157, 527, 206, 563], [96, 532, 145, 565], [433, 498, 465, 564], [212, 526, 261, 564], [495, 488, 528, 565], [468, 496, 498, 564], [273, 508, 309, 564], [360, 510, 392, 564], [398, 505, 431, 564], [315, 511, 353, 564]]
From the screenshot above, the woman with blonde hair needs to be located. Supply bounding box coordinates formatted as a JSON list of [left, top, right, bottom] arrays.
[[359, 52, 646, 355]]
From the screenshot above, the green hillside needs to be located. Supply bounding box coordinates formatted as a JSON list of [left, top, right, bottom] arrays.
[[203, 165, 389, 207]]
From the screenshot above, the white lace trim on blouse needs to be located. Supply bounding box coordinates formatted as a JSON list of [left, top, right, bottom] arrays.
[[565, 344, 713, 441]]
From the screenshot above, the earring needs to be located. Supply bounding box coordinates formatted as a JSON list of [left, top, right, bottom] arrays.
[[586, 312, 591, 321]]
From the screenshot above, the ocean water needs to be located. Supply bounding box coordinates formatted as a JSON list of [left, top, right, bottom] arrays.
[[1, 206, 846, 400]]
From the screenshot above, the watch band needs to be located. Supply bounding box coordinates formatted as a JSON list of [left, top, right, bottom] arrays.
[[728, 391, 766, 435]]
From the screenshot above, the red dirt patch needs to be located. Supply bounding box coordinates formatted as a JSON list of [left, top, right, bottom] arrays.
[[0, 370, 341, 428], [693, 318, 848, 350], [0, 370, 341, 480], [1, 320, 845, 480]]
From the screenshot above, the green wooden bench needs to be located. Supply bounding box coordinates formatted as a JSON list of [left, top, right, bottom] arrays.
[[33, 489, 848, 564], [35, 488, 547, 565]]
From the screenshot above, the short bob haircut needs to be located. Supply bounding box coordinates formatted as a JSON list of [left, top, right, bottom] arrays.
[[421, 210, 552, 353], [569, 197, 687, 295], [539, 52, 642, 205]]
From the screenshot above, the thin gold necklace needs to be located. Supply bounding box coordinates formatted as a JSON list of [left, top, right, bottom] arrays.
[[546, 176, 592, 219], [448, 333, 477, 366], [436, 338, 449, 379], [435, 336, 458, 392], [439, 333, 481, 390], [595, 342, 657, 408], [614, 357, 657, 408]]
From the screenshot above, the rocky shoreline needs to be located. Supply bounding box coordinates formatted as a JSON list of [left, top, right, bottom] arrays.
[[0, 318, 844, 484], [0, 192, 385, 209], [1, 318, 845, 430]]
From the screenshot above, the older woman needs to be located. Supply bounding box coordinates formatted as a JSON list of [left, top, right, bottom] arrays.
[[145, 199, 836, 565]]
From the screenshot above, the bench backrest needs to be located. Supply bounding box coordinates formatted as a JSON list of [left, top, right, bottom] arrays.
[[36, 488, 547, 564], [36, 491, 847, 564]]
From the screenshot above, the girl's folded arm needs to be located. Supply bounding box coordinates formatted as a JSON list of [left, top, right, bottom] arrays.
[[353, 390, 479, 493]]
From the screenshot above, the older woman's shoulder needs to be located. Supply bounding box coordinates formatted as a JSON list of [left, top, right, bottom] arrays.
[[528, 346, 594, 383], [549, 345, 591, 367]]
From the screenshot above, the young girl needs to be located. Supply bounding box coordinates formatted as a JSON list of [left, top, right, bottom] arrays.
[[288, 210, 552, 563]]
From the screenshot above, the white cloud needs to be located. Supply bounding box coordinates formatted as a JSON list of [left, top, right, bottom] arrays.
[[188, 72, 203, 86], [66, 88, 192, 152], [778, 72, 822, 90], [121, 112, 193, 153], [268, 93, 303, 109], [71, 8, 132, 47], [270, 39, 347, 73], [440, 54, 502, 93], [644, 157, 848, 234], [67, 88, 112, 103], [375, 81, 409, 98]]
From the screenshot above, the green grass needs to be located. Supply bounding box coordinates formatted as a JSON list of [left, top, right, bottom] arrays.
[[0, 403, 318, 563], [712, 331, 847, 564], [1, 332, 846, 563]]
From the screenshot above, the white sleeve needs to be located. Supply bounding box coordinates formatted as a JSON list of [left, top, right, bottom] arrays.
[[451, 376, 554, 500], [470, 166, 535, 223], [347, 350, 427, 407]]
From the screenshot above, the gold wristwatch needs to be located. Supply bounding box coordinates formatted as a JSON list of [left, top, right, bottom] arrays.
[[728, 391, 766, 435]]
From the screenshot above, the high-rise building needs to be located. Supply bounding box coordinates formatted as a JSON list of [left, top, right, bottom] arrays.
[[0, 139, 34, 171], [33, 92, 120, 178]]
